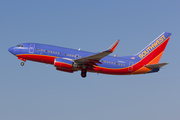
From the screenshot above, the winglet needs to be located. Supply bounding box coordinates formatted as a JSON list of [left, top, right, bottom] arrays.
[[107, 40, 120, 53]]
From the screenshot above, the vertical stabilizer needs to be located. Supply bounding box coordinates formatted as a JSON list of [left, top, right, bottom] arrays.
[[136, 32, 171, 64]]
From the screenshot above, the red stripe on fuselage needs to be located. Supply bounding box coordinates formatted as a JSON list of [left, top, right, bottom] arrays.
[[16, 54, 56, 64]]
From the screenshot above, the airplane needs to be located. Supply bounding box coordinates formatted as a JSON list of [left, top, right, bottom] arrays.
[[8, 32, 171, 78]]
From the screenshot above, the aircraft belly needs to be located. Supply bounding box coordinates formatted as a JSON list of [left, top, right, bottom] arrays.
[[93, 66, 132, 75], [17, 54, 55, 64]]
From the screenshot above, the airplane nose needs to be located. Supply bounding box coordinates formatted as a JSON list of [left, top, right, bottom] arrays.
[[8, 47, 15, 55]]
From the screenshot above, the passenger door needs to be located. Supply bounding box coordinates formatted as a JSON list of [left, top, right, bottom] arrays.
[[29, 44, 35, 53]]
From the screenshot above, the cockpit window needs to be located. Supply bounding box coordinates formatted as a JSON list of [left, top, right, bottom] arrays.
[[17, 45, 24, 47]]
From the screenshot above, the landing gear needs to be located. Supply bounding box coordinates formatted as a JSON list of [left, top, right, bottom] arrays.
[[81, 69, 87, 78], [21, 62, 25, 66], [18, 57, 26, 66]]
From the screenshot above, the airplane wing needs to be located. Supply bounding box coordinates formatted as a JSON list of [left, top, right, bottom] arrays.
[[74, 40, 120, 65], [144, 63, 169, 69]]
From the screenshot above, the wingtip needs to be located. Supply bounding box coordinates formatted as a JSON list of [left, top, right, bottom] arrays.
[[107, 40, 120, 53]]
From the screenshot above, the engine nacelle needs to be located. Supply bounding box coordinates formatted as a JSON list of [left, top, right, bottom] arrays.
[[54, 58, 73, 69]]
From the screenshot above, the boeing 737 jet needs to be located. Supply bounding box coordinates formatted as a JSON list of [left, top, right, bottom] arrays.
[[8, 32, 171, 78]]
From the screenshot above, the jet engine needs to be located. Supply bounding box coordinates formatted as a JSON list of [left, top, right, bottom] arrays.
[[54, 58, 74, 73]]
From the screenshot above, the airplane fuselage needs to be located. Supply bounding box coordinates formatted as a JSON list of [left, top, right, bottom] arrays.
[[8, 32, 172, 77], [9, 43, 140, 74]]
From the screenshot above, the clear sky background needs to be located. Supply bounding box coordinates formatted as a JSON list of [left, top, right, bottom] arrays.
[[0, 0, 180, 120]]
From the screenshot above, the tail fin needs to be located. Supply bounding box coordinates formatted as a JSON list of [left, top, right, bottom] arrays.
[[136, 32, 171, 64]]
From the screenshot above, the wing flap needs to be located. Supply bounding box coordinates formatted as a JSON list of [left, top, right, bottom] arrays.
[[144, 63, 169, 69]]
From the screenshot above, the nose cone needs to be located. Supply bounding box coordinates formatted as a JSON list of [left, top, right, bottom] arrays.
[[8, 47, 15, 55]]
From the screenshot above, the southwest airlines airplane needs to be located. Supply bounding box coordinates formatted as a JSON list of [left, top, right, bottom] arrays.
[[8, 32, 171, 78]]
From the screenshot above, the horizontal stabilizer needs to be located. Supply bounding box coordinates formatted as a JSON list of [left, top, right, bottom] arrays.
[[144, 63, 169, 69]]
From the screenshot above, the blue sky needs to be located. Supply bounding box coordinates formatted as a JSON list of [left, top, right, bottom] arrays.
[[0, 0, 180, 120]]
